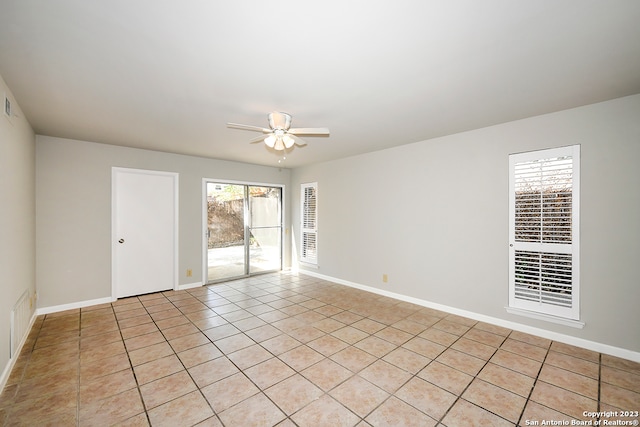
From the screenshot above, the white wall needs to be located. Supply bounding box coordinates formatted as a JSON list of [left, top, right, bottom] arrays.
[[292, 95, 640, 355], [0, 75, 36, 377], [36, 136, 291, 309]]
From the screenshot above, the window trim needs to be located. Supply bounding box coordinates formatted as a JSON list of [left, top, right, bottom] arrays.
[[505, 306, 585, 328], [508, 145, 581, 321]]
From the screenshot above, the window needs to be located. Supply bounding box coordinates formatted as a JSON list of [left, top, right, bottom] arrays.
[[300, 182, 318, 265], [508, 145, 580, 321]]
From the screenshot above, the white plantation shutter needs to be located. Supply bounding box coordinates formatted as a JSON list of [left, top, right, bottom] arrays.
[[509, 145, 580, 320], [301, 183, 318, 264]]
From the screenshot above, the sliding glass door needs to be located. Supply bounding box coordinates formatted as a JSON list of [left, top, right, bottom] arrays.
[[249, 187, 282, 274], [206, 183, 247, 281], [206, 182, 282, 283]]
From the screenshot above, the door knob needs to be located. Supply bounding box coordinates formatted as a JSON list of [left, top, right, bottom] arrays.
[[118, 239, 125, 244]]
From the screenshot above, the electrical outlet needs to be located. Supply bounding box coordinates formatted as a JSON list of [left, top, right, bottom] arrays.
[[186, 269, 192, 277], [382, 274, 388, 283]]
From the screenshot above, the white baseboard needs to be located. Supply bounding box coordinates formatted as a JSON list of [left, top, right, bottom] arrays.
[[35, 281, 204, 316], [299, 269, 640, 363], [36, 296, 114, 315], [177, 281, 203, 291], [0, 311, 37, 392]]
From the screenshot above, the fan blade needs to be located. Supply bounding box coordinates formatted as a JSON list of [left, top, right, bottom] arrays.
[[288, 127, 330, 136], [227, 123, 271, 133], [248, 134, 269, 144], [290, 134, 308, 147]]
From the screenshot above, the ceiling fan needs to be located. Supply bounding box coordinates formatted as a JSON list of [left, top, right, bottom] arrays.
[[227, 112, 330, 151]]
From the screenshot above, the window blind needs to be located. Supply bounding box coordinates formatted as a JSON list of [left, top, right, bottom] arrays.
[[301, 183, 318, 264]]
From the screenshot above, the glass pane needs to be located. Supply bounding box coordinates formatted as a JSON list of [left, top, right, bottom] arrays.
[[249, 227, 281, 273], [207, 183, 246, 281], [514, 156, 573, 243], [303, 185, 316, 228], [249, 186, 281, 273], [250, 187, 281, 227]]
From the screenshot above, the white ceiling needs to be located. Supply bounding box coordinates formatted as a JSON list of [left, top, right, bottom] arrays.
[[1, 1, 639, 168]]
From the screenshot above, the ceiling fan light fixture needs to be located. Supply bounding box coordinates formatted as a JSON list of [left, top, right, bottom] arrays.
[[264, 134, 276, 148], [274, 136, 285, 151], [227, 112, 329, 154], [283, 134, 295, 148]]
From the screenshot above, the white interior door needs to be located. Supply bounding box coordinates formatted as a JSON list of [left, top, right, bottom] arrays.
[[113, 168, 178, 298]]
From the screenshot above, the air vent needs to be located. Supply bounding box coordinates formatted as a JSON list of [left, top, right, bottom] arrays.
[[4, 93, 11, 117]]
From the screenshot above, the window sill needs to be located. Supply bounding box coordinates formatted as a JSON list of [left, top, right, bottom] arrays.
[[505, 307, 585, 329], [298, 261, 319, 269]]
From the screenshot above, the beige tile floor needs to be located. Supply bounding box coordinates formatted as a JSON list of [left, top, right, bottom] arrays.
[[1, 272, 639, 426]]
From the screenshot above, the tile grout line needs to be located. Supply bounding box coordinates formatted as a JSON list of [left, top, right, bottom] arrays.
[[76, 309, 83, 427], [125, 295, 166, 427], [100, 291, 428, 426], [210, 289, 354, 426], [202, 281, 344, 426], [214, 279, 322, 426], [115, 296, 178, 423], [203, 283, 397, 425], [186, 288, 283, 426], [164, 284, 324, 426], [515, 338, 552, 427], [433, 323, 504, 426], [14, 274, 637, 427], [155, 290, 224, 426], [597, 352, 602, 415], [321, 318, 432, 425]]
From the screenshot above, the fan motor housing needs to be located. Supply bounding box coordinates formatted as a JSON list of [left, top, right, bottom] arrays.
[[268, 112, 292, 130]]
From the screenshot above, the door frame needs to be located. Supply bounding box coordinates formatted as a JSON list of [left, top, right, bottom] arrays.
[[112, 167, 179, 300], [202, 178, 284, 284]]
